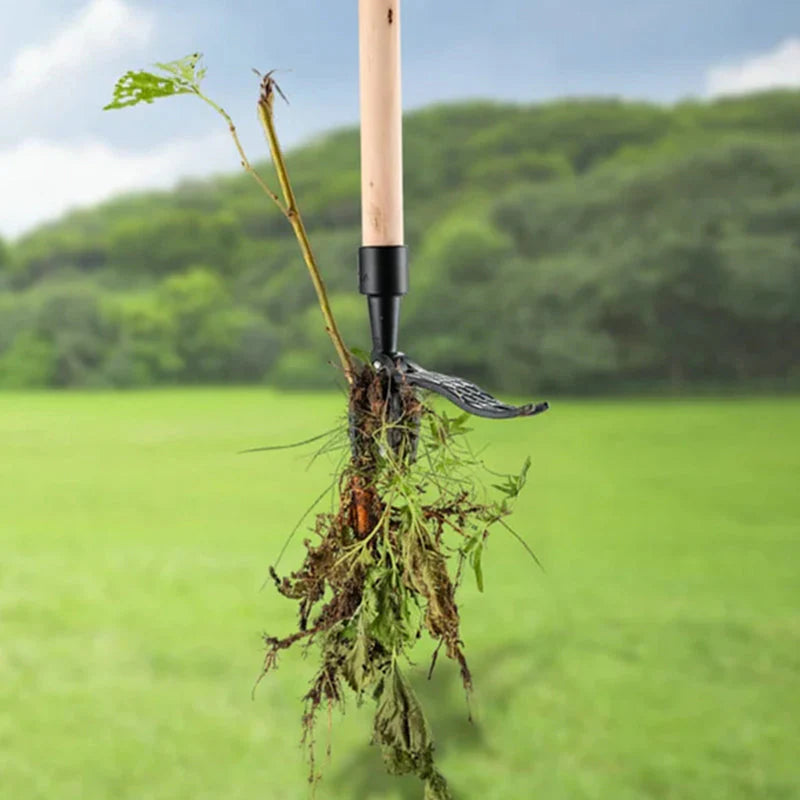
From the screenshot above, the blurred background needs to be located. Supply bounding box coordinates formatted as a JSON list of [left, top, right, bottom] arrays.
[[1, 1, 798, 799]]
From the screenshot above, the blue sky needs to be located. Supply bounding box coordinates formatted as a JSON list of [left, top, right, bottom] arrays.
[[1, 0, 800, 238]]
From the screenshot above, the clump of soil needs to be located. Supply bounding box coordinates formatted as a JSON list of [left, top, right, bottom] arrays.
[[261, 362, 532, 799]]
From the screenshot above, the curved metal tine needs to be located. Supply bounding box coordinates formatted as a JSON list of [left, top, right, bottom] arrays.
[[399, 360, 549, 420]]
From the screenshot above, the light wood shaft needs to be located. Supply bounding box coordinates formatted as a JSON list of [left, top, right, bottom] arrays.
[[359, 0, 404, 246]]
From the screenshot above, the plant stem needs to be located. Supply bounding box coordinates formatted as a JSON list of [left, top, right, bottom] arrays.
[[195, 79, 353, 383], [257, 82, 355, 383], [197, 93, 288, 215]]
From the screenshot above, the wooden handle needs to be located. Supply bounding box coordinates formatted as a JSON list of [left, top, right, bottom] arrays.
[[359, 0, 404, 246]]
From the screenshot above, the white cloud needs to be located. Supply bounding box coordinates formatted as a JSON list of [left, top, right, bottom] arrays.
[[0, 134, 237, 239], [0, 0, 154, 106], [706, 38, 800, 97]]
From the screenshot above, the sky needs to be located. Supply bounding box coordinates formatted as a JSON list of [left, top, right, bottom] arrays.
[[1, 0, 800, 239]]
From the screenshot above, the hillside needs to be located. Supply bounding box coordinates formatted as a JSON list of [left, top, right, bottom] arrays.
[[1, 92, 799, 392]]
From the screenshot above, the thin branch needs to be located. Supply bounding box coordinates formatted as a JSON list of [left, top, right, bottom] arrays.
[[106, 60, 353, 377], [256, 76, 355, 383], [195, 92, 288, 214]]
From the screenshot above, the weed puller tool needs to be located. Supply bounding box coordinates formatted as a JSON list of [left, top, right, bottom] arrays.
[[357, 0, 548, 420], [105, 11, 548, 796]]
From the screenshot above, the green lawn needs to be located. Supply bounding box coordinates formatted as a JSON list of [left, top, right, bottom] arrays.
[[1, 391, 798, 800]]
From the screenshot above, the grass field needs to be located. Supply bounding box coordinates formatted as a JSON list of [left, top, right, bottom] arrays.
[[1, 390, 798, 800]]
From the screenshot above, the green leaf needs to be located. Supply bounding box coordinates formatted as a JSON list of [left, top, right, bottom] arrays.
[[154, 53, 206, 85], [373, 664, 432, 771], [472, 544, 484, 592], [425, 772, 453, 800], [492, 455, 531, 499], [450, 412, 471, 435], [104, 53, 205, 110], [343, 617, 372, 693], [372, 664, 452, 798], [349, 346, 371, 364], [366, 569, 414, 650]]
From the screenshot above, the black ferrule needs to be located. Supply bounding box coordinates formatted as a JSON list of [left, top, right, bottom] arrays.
[[358, 246, 409, 358]]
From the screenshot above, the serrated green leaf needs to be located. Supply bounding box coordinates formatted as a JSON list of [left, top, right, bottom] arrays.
[[373, 663, 431, 769], [366, 569, 414, 650], [343, 617, 372, 693], [153, 53, 204, 83], [372, 664, 452, 798], [104, 53, 205, 111]]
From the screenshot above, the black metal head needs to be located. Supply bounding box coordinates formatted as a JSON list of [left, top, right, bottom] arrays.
[[359, 245, 549, 420], [398, 358, 548, 419]]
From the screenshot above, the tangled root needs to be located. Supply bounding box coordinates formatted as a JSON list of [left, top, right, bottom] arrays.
[[259, 361, 532, 798]]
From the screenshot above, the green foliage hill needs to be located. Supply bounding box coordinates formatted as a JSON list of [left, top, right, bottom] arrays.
[[2, 91, 799, 391]]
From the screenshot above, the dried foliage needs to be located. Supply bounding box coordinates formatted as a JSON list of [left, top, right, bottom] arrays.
[[261, 362, 535, 797]]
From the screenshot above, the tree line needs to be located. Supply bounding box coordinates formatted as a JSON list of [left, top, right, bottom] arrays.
[[1, 91, 798, 392]]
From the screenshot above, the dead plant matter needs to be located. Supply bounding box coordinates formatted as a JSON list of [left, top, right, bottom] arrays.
[[261, 362, 536, 798]]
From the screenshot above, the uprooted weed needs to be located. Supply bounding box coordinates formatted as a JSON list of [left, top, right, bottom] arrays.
[[260, 362, 535, 799]]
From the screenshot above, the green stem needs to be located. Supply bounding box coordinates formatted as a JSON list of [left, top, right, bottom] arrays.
[[197, 93, 287, 215], [256, 84, 355, 384], [198, 85, 354, 384]]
